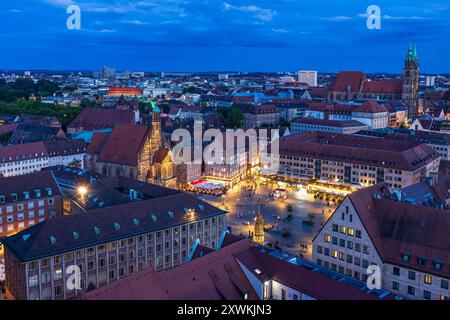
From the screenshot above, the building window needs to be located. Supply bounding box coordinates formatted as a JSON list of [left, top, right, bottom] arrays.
[[340, 226, 346, 234], [423, 290, 431, 300], [348, 228, 354, 236], [54, 285, 63, 297], [441, 279, 449, 290], [393, 266, 400, 276], [324, 234, 331, 243], [407, 286, 415, 296], [424, 275, 432, 285], [28, 275, 38, 287], [392, 281, 400, 290]]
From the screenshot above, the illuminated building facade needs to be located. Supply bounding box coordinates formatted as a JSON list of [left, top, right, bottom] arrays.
[[1, 187, 227, 300]]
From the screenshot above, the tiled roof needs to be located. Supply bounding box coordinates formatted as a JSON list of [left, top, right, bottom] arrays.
[[362, 80, 403, 94], [44, 139, 87, 157], [0, 171, 62, 203], [353, 100, 388, 113], [329, 71, 365, 92], [0, 141, 48, 164], [280, 132, 439, 171], [83, 238, 256, 300], [292, 118, 366, 128], [1, 192, 226, 262], [68, 108, 135, 131], [235, 247, 381, 300], [92, 124, 151, 166], [348, 184, 450, 278]]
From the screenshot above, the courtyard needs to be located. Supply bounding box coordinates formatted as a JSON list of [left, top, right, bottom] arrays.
[[197, 177, 340, 261]]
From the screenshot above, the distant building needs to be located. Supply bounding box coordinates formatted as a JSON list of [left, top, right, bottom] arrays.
[[239, 103, 280, 129], [291, 118, 368, 135], [278, 132, 440, 189], [67, 108, 135, 134], [86, 112, 174, 187], [298, 70, 318, 87], [351, 101, 390, 130], [0, 142, 49, 177], [313, 184, 450, 300], [44, 139, 87, 168], [326, 41, 420, 120]]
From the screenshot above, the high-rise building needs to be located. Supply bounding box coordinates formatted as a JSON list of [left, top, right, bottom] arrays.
[[402, 42, 420, 119], [102, 66, 116, 81], [298, 70, 318, 87]]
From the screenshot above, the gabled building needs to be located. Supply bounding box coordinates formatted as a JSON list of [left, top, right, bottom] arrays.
[[312, 183, 450, 300]]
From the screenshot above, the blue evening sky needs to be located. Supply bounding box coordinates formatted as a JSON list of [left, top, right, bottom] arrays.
[[1, 0, 449, 73]]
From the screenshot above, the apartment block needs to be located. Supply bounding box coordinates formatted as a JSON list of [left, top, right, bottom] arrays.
[[0, 171, 63, 237], [278, 132, 440, 189], [313, 184, 450, 300], [1, 187, 227, 300]]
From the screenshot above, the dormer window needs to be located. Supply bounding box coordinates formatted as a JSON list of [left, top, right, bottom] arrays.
[[434, 260, 443, 271], [417, 256, 427, 266], [23, 192, 30, 200], [0, 196, 4, 204], [46, 188, 53, 196], [401, 253, 411, 263], [11, 193, 18, 202], [35, 189, 41, 198]]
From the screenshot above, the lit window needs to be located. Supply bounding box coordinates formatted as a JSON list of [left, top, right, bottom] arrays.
[[340, 226, 346, 234], [424, 275, 432, 285], [324, 234, 331, 243], [348, 228, 354, 236]]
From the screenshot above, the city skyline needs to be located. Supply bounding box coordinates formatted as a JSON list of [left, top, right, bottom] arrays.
[[1, 0, 450, 73]]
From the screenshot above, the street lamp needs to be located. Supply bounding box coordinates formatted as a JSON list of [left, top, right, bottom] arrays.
[[77, 185, 88, 198]]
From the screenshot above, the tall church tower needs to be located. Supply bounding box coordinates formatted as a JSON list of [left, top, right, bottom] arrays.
[[150, 101, 162, 154], [402, 41, 420, 119]]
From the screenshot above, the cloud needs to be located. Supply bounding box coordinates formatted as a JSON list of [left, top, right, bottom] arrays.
[[383, 15, 425, 20], [322, 16, 352, 21], [120, 19, 148, 25], [6, 9, 22, 13], [223, 2, 277, 22]]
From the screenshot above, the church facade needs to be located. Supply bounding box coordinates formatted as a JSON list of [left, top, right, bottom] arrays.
[[85, 108, 175, 187], [326, 41, 420, 120]]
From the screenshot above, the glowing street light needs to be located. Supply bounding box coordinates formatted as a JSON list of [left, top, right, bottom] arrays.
[[77, 185, 88, 197]]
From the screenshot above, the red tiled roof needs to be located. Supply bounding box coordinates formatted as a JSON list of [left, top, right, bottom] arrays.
[[0, 171, 62, 203], [83, 238, 258, 300], [86, 132, 110, 155], [280, 132, 439, 171], [235, 247, 381, 300], [329, 71, 365, 92], [232, 96, 254, 104], [68, 108, 135, 131], [353, 100, 388, 113], [348, 184, 450, 278], [93, 124, 151, 166], [0, 141, 48, 163], [362, 80, 402, 94]]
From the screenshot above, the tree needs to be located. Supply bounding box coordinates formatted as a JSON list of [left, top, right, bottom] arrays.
[[279, 117, 291, 128], [218, 106, 244, 129]]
